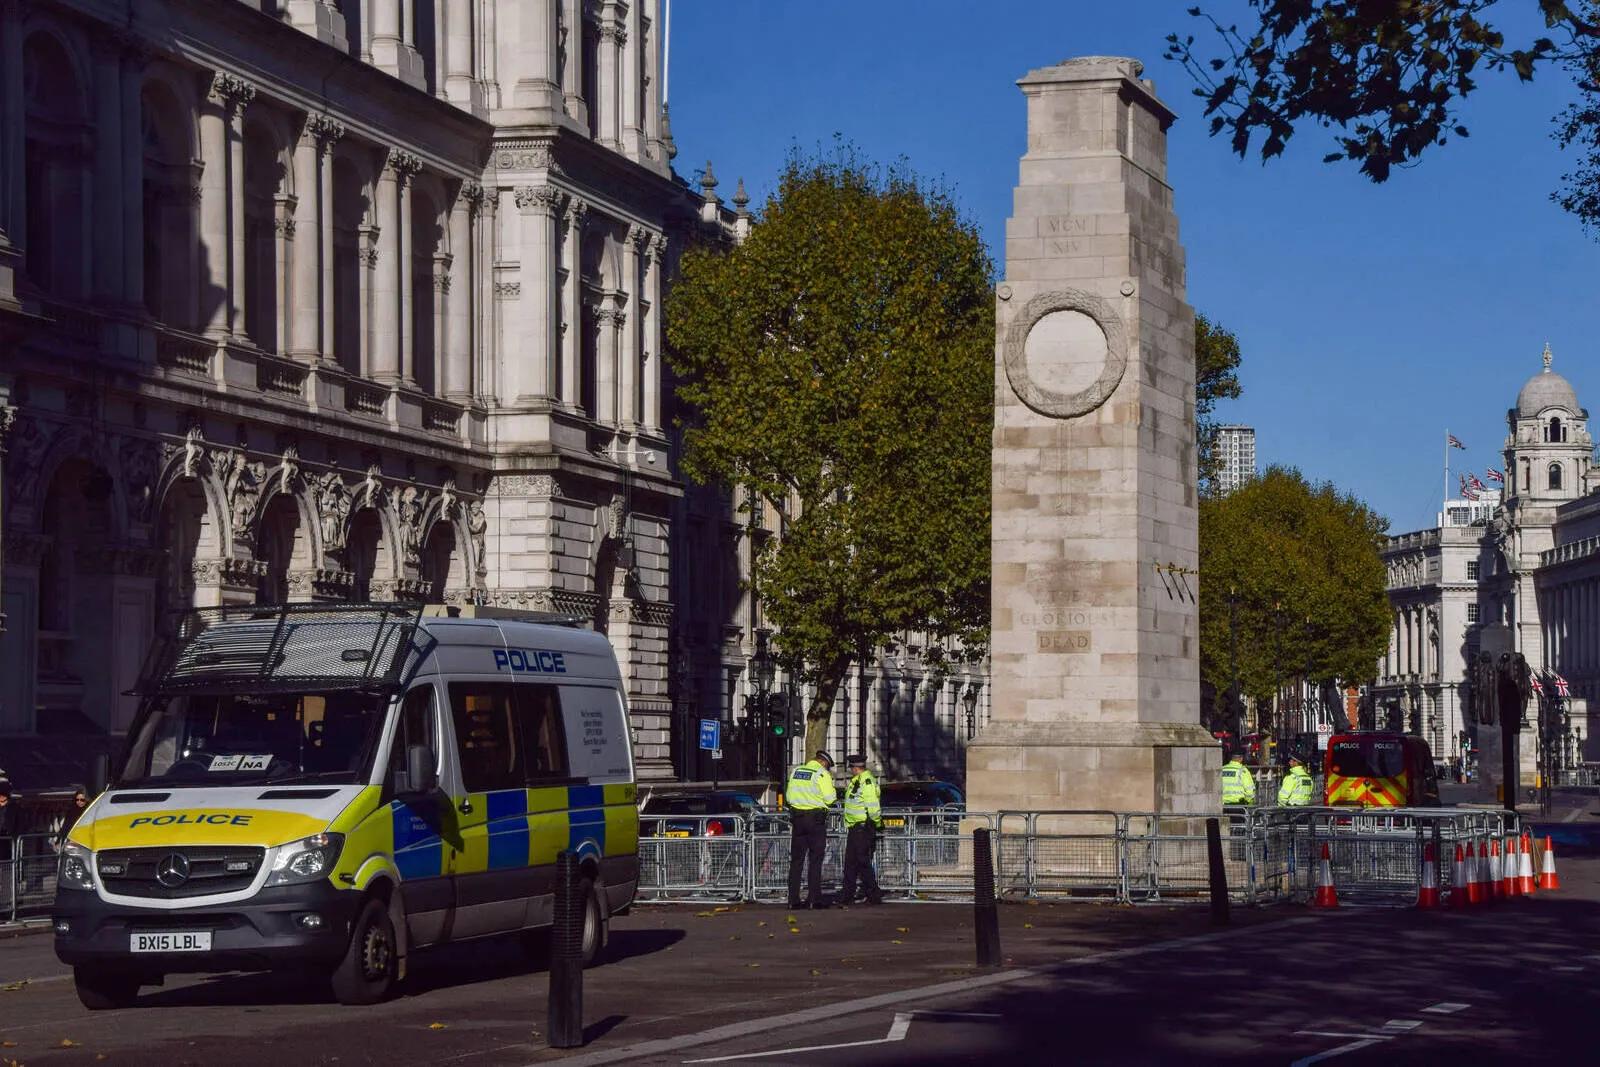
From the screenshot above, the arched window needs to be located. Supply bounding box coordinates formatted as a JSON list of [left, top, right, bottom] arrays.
[[23, 32, 91, 298], [1549, 416, 1565, 443], [1549, 462, 1564, 491]]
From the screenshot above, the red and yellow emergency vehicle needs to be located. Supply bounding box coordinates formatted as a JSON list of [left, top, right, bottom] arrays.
[[1323, 732, 1441, 808]]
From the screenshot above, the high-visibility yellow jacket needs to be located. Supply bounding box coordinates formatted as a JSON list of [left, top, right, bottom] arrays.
[[1277, 765, 1314, 807], [1221, 759, 1256, 805], [786, 760, 836, 811], [842, 770, 881, 827]]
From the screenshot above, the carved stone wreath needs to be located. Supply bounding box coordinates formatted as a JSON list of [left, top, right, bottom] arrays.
[[1002, 288, 1127, 419]]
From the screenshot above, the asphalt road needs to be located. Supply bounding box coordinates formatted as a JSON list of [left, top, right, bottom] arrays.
[[1, 858, 1596, 1066]]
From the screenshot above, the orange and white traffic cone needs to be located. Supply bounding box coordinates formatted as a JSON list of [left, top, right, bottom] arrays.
[[1465, 842, 1483, 907], [1518, 833, 1537, 896], [1539, 836, 1561, 891], [1501, 836, 1519, 898], [1487, 839, 1504, 901], [1417, 843, 1440, 909], [1312, 842, 1339, 908], [1452, 843, 1471, 908]]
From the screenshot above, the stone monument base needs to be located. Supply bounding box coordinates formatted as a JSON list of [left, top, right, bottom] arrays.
[[966, 722, 1222, 814]]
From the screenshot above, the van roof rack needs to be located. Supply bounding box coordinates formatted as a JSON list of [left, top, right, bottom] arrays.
[[138, 602, 423, 695], [420, 604, 591, 628]]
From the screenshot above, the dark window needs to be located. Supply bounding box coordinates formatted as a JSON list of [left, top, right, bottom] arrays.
[[518, 684, 569, 781], [1466, 560, 1480, 581], [1549, 463, 1563, 491], [1467, 604, 1480, 624], [388, 685, 438, 791], [449, 683, 523, 792], [1329, 740, 1406, 779]]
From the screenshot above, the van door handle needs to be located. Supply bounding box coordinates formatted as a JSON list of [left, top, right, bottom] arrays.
[[457, 798, 473, 814]]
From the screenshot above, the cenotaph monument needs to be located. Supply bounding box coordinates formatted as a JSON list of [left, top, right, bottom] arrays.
[[965, 57, 1220, 814]]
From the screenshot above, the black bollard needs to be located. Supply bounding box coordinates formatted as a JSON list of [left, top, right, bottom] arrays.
[[973, 828, 1002, 968], [1205, 817, 1230, 925], [548, 850, 585, 1048]]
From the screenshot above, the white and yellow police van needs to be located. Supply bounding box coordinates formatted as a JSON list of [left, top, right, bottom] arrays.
[[53, 603, 638, 1008]]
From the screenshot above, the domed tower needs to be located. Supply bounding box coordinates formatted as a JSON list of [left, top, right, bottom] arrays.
[[1504, 344, 1591, 505], [1490, 344, 1593, 668]]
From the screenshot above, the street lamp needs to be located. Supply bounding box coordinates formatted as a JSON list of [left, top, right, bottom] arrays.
[[752, 628, 775, 777], [1406, 673, 1422, 738], [962, 684, 979, 740]]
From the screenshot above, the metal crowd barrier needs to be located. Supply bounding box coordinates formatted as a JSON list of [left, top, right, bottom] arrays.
[[633, 805, 1529, 908], [3, 833, 60, 925]]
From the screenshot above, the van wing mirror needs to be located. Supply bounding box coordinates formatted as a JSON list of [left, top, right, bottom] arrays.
[[89, 753, 110, 796], [404, 744, 439, 795]]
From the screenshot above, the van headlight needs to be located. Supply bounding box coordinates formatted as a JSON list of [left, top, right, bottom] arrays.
[[58, 843, 95, 891], [265, 833, 344, 887]]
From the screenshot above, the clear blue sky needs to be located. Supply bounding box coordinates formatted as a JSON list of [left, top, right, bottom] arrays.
[[667, 0, 1600, 535]]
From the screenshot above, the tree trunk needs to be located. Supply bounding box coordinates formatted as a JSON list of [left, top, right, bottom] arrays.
[[803, 654, 851, 762]]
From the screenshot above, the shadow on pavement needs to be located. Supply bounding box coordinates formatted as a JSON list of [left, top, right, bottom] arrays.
[[584, 1013, 628, 1043], [603, 927, 686, 964]]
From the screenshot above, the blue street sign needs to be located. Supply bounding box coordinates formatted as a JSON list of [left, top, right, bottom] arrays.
[[699, 719, 721, 751]]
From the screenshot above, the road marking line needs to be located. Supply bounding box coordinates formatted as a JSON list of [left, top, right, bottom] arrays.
[[544, 915, 1319, 1067], [1553, 965, 1584, 972], [1421, 1003, 1469, 1014], [684, 1012, 914, 1063], [907, 1011, 1002, 1021], [1381, 1020, 1423, 1032], [1293, 1031, 1394, 1041], [1291, 1038, 1385, 1066]]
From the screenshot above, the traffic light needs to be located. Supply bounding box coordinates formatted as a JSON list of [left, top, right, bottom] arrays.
[[769, 695, 789, 738]]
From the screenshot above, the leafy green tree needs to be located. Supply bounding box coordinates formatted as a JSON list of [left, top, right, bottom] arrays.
[[1166, 1, 1600, 233], [1195, 314, 1243, 495], [665, 151, 994, 758], [1199, 467, 1391, 731]]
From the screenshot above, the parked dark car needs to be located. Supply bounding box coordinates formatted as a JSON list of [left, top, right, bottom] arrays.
[[640, 790, 761, 838], [879, 781, 965, 830]]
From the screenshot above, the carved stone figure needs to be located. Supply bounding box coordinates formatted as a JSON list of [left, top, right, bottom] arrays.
[[182, 425, 206, 478], [396, 485, 425, 564], [360, 464, 383, 508], [315, 471, 350, 555], [119, 437, 160, 524], [223, 451, 267, 547], [467, 501, 487, 577]]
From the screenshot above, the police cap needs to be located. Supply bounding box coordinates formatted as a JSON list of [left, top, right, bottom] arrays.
[[846, 753, 866, 767], [815, 750, 834, 767]]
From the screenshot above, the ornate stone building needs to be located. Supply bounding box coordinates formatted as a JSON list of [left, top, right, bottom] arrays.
[[0, 0, 987, 788], [0, 0, 714, 779], [1375, 346, 1598, 766]]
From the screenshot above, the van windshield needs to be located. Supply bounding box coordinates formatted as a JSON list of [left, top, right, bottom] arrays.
[[1328, 740, 1407, 779], [118, 691, 389, 789]]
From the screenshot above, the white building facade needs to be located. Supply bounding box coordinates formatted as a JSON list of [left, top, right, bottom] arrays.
[[1215, 424, 1255, 493], [1376, 348, 1598, 764]]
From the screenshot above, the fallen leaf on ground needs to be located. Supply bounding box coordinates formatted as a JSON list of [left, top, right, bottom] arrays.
[[1, 980, 27, 992], [757, 921, 768, 928], [695, 910, 717, 918], [429, 1023, 448, 1030], [896, 927, 909, 933], [789, 927, 800, 934], [713, 906, 732, 913], [785, 915, 798, 924], [1023, 923, 1034, 929], [891, 939, 904, 945], [747, 963, 761, 968], [728, 935, 740, 941], [0, 1041, 15, 1048], [59, 1038, 81, 1048], [97, 1056, 108, 1061]]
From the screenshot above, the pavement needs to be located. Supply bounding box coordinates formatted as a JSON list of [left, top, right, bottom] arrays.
[[1, 859, 1596, 1065]]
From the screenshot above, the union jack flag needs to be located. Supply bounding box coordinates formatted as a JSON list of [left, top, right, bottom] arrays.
[[1448, 434, 1466, 449], [1459, 474, 1478, 501], [1485, 467, 1505, 483], [1551, 673, 1571, 697], [1531, 676, 1545, 695], [1468, 473, 1487, 492]]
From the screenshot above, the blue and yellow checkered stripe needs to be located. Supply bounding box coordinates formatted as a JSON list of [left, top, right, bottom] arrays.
[[334, 782, 637, 883]]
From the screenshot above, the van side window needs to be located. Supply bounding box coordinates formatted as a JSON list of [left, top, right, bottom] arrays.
[[388, 686, 437, 791], [518, 685, 569, 782], [448, 683, 523, 792]]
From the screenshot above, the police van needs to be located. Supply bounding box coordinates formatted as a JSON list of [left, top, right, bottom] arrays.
[[52, 603, 638, 1008]]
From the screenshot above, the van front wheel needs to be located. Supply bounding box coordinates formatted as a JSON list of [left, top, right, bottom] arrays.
[[74, 966, 141, 1010], [331, 897, 399, 1005]]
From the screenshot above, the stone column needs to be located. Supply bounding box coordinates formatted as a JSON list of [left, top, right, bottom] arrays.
[[443, 184, 475, 400], [595, 302, 621, 425], [508, 184, 561, 402], [398, 159, 419, 385], [642, 233, 664, 431], [431, 251, 450, 388], [91, 39, 124, 303], [475, 187, 498, 403], [202, 74, 253, 336], [967, 57, 1218, 816], [514, 0, 561, 109], [596, 13, 623, 146], [559, 197, 586, 408], [226, 87, 249, 337], [619, 224, 644, 426], [289, 123, 320, 360], [443, 0, 475, 106], [619, 0, 642, 157], [561, 0, 586, 125], [119, 43, 146, 310], [0, 0, 24, 252], [642, 3, 660, 154], [358, 222, 380, 375], [313, 117, 344, 360], [370, 158, 402, 382]]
